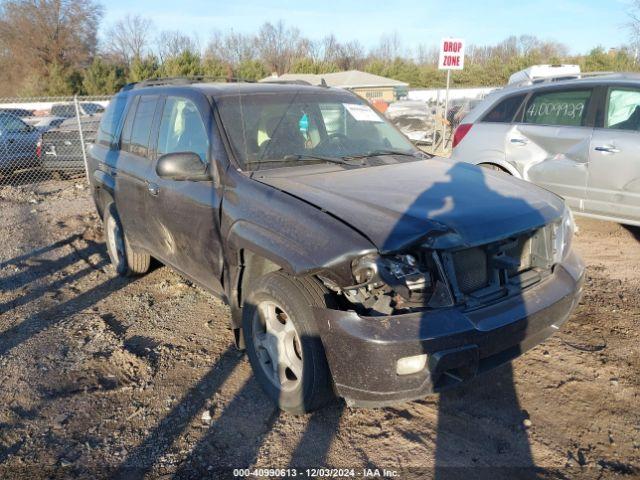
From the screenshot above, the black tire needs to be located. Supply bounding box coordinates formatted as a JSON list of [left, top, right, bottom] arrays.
[[479, 163, 510, 174], [103, 203, 150, 276], [243, 272, 335, 414]]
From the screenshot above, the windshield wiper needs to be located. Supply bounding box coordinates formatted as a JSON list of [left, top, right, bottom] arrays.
[[344, 149, 421, 160], [283, 154, 353, 165], [243, 154, 353, 168]]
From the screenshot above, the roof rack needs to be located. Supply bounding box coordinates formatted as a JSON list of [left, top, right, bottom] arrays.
[[120, 75, 254, 91]]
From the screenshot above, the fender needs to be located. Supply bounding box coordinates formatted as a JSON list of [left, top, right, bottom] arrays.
[[226, 219, 336, 277]]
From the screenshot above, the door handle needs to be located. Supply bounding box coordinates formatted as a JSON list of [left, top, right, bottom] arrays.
[[146, 182, 159, 196], [510, 138, 528, 145], [594, 146, 620, 154]]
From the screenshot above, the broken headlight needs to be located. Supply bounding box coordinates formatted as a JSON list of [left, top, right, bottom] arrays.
[[552, 207, 575, 263], [338, 252, 453, 315]]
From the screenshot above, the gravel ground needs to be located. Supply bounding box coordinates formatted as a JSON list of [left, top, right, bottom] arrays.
[[0, 178, 638, 480]]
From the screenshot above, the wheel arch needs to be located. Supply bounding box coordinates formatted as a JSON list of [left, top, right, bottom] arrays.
[[477, 160, 521, 178]]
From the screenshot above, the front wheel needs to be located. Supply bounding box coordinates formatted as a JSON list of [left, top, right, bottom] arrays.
[[242, 272, 335, 414]]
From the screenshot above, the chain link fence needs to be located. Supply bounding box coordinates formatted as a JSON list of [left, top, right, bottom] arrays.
[[0, 95, 112, 189]]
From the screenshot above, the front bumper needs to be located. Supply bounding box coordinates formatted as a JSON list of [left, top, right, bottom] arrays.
[[315, 253, 585, 407]]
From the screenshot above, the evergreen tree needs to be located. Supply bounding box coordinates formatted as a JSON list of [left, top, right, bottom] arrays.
[[129, 55, 160, 83], [83, 57, 126, 94]]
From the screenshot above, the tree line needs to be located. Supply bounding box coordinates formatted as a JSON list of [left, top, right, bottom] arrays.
[[1, 0, 639, 97]]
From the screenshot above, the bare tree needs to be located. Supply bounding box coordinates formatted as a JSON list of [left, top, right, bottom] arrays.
[[256, 21, 303, 74], [372, 31, 403, 60], [0, 0, 103, 94], [157, 30, 199, 62], [105, 14, 154, 64], [629, 0, 640, 59], [206, 29, 257, 66], [415, 44, 439, 65]]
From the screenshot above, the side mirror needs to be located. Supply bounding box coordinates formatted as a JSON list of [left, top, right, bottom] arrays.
[[156, 152, 211, 181]]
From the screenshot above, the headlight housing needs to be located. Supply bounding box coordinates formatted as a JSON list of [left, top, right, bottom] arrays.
[[553, 207, 575, 263], [343, 251, 454, 314]]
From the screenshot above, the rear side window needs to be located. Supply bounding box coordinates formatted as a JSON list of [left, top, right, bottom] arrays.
[[129, 95, 159, 158], [97, 95, 128, 148], [605, 88, 640, 131], [120, 98, 137, 152], [523, 89, 592, 127], [482, 94, 525, 123]]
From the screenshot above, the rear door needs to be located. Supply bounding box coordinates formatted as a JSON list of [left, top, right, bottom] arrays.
[[144, 92, 225, 294], [509, 87, 595, 211], [113, 94, 160, 252], [587, 85, 640, 223]]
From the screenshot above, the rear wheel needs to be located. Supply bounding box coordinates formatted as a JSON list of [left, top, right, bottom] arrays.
[[104, 203, 150, 276], [243, 272, 335, 414]]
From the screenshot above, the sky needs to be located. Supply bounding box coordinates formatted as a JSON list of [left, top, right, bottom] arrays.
[[102, 0, 633, 55]]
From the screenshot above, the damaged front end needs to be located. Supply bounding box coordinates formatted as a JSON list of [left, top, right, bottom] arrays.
[[318, 208, 574, 316], [320, 250, 454, 315]]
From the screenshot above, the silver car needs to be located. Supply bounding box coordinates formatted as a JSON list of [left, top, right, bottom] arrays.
[[450, 73, 640, 227]]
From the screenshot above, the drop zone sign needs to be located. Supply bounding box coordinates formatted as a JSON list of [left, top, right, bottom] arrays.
[[438, 38, 465, 70]]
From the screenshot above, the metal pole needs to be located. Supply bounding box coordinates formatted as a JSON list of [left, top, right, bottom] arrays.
[[74, 95, 89, 183], [442, 69, 450, 151]]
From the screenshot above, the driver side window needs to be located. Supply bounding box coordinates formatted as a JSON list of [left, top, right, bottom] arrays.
[[157, 97, 209, 162]]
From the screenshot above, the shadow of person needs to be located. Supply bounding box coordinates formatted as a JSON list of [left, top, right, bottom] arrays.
[[380, 160, 550, 479]]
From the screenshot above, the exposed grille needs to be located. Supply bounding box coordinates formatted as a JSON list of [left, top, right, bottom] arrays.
[[445, 226, 553, 302], [452, 247, 489, 294], [504, 234, 533, 275]]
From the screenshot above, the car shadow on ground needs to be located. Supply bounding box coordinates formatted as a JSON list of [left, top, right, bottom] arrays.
[[113, 348, 346, 479], [0, 271, 131, 358], [112, 347, 244, 479], [0, 235, 107, 315]]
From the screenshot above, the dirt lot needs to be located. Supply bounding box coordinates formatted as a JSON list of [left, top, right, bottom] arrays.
[[0, 178, 638, 480]]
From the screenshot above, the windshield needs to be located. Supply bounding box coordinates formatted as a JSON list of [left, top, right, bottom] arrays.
[[216, 90, 418, 171]]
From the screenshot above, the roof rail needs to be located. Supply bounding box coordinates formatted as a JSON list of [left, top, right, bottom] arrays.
[[507, 71, 619, 88], [120, 75, 254, 92], [260, 79, 314, 86]]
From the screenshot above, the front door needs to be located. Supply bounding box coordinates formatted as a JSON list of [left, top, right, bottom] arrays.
[[144, 93, 225, 294], [587, 86, 640, 224], [513, 87, 595, 211]]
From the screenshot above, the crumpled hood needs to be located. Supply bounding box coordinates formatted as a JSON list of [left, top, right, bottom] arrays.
[[257, 157, 565, 253]]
